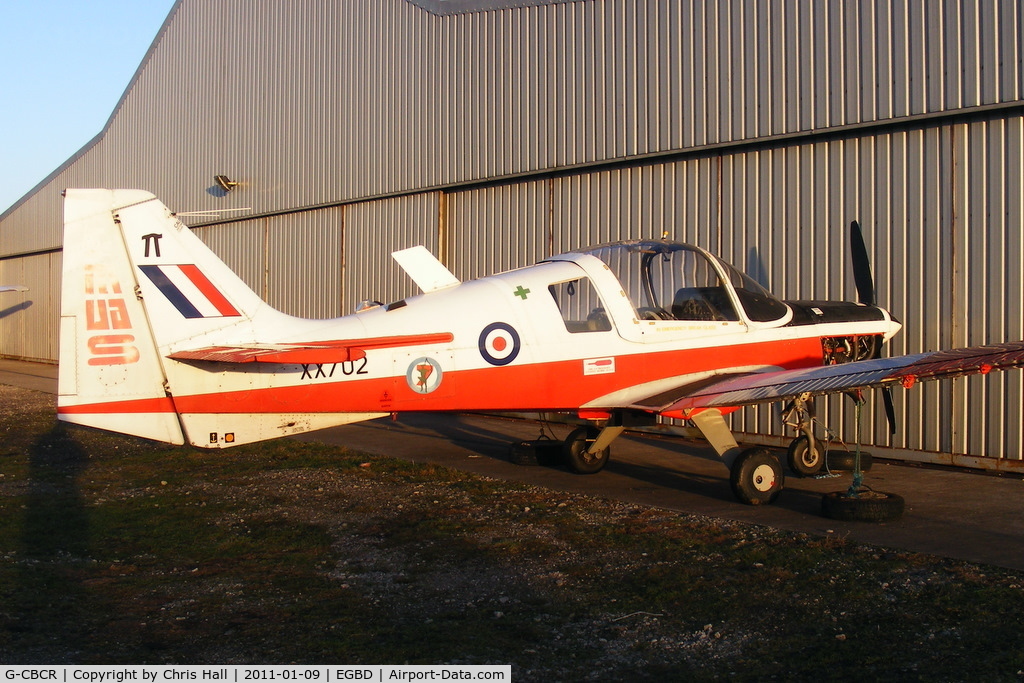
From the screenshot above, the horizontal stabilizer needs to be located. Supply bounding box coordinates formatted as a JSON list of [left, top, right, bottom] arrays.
[[170, 345, 365, 364], [168, 332, 455, 365]]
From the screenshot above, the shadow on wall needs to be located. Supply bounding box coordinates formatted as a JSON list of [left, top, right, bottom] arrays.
[[0, 301, 32, 319], [746, 248, 771, 290]]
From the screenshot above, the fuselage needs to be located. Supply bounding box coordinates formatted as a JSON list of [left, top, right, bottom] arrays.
[[162, 241, 901, 420], [56, 194, 903, 451]]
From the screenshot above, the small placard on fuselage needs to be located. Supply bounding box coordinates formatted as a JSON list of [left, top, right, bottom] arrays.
[[584, 357, 616, 375]]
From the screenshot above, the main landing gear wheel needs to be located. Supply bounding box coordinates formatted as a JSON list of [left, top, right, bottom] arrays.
[[786, 435, 825, 477], [730, 448, 784, 505], [564, 427, 610, 474]]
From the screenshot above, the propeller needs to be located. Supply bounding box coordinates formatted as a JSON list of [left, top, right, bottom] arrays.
[[850, 221, 875, 307], [849, 220, 897, 435]]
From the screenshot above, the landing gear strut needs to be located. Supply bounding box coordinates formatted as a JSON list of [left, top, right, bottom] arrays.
[[782, 393, 825, 477], [559, 418, 626, 474], [689, 409, 786, 505]]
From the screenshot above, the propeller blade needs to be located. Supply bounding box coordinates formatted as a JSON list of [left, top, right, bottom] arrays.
[[882, 387, 897, 435], [849, 220, 876, 306], [849, 221, 895, 435]]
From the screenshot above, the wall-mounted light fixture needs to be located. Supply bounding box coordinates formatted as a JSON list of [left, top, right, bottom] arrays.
[[214, 175, 239, 192]]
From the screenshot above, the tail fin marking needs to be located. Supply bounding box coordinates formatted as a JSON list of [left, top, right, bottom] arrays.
[[138, 264, 242, 319], [58, 189, 186, 444]]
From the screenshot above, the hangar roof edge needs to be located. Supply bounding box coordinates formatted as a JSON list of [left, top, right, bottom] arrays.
[[406, 0, 588, 17]]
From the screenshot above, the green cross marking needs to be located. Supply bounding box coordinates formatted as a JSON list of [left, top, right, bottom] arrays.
[[513, 285, 531, 300]]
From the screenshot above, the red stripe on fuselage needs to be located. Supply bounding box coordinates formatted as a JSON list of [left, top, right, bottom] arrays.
[[59, 336, 824, 417], [58, 396, 178, 415], [444, 336, 823, 412]]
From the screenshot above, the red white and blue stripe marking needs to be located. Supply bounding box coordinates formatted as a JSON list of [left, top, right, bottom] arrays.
[[139, 264, 240, 319]]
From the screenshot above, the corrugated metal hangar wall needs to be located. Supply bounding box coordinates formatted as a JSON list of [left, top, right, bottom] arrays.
[[1, 0, 1022, 469]]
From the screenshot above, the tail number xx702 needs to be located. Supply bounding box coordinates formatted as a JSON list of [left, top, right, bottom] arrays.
[[300, 359, 369, 380]]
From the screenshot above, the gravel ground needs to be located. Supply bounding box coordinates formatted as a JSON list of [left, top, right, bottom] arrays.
[[3, 384, 1024, 679]]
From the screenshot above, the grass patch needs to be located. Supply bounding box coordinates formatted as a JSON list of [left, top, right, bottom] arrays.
[[2, 386, 1024, 679]]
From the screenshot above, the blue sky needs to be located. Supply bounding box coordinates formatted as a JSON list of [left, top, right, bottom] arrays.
[[0, 1, 177, 214]]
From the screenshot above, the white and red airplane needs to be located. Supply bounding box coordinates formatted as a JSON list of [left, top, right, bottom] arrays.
[[0, 285, 28, 293], [56, 189, 1024, 505]]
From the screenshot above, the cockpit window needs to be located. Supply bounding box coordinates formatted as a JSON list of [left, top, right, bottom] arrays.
[[572, 241, 789, 324], [720, 262, 791, 322], [580, 242, 739, 321], [548, 278, 612, 333]]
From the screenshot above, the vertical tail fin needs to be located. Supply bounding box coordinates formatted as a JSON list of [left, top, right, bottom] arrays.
[[59, 190, 183, 442], [108, 190, 269, 349], [57, 189, 269, 443], [58, 189, 385, 448]]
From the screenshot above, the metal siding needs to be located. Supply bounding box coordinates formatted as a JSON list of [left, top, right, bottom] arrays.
[[1004, 116, 1024, 458], [0, 141, 109, 256], [0, 0, 1022, 468], [4, 0, 1024, 242], [0, 134, 1019, 467], [548, 160, 721, 254], [704, 119, 1024, 462], [193, 220, 269, 299], [343, 194, 439, 314], [959, 116, 1024, 460], [0, 252, 60, 363], [268, 209, 344, 318], [448, 181, 550, 280], [1000, 0, 1024, 101]]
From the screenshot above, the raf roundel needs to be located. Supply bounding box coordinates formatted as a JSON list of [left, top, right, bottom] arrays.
[[478, 322, 521, 366]]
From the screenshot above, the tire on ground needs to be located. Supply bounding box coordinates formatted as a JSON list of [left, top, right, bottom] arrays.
[[825, 449, 873, 472], [564, 427, 610, 474], [821, 490, 904, 523]]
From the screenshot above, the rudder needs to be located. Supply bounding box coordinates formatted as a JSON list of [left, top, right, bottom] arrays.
[[58, 189, 185, 443]]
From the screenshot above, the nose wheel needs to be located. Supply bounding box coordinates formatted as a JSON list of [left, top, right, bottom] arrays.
[[786, 434, 825, 477], [782, 394, 827, 477]]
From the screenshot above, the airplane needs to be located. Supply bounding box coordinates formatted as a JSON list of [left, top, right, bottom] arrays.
[[0, 285, 28, 293], [56, 189, 1024, 505]]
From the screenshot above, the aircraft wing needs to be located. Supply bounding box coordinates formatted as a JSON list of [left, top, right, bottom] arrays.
[[662, 340, 1024, 414], [167, 332, 454, 364]]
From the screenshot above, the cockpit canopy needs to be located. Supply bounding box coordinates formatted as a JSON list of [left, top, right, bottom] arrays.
[[570, 240, 790, 324]]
